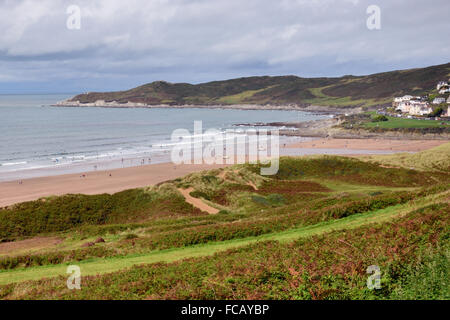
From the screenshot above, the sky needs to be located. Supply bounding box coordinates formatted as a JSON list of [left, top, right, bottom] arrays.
[[0, 0, 449, 94]]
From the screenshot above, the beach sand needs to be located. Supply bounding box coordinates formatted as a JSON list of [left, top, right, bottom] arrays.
[[1, 138, 448, 208], [285, 138, 447, 152], [0, 162, 226, 208]]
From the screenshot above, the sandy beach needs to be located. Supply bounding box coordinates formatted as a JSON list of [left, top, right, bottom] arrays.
[[0, 138, 448, 208], [0, 162, 226, 208], [285, 138, 448, 152]]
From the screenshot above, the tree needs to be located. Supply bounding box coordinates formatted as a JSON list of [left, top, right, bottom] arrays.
[[429, 107, 443, 117]]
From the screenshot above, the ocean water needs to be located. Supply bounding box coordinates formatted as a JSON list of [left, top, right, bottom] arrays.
[[0, 94, 327, 181]]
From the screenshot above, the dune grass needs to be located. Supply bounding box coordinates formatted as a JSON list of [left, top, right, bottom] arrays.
[[0, 189, 443, 286], [362, 142, 450, 172]]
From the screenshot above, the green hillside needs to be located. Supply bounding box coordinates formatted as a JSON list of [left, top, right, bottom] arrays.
[[69, 62, 450, 108]]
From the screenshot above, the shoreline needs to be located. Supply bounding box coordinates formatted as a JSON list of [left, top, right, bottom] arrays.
[[52, 102, 359, 115], [263, 118, 450, 140], [1, 138, 448, 208]]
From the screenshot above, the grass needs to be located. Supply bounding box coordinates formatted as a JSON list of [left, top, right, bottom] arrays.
[[363, 114, 449, 129], [215, 86, 275, 104], [304, 87, 391, 108], [0, 153, 448, 300], [363, 142, 450, 172], [0, 191, 441, 286], [1, 201, 447, 299]]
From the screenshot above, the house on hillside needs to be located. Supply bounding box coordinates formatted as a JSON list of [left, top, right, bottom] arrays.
[[432, 97, 446, 104], [437, 81, 449, 91], [409, 101, 432, 116], [396, 101, 412, 113], [392, 95, 413, 108], [393, 95, 413, 102], [438, 84, 450, 94]]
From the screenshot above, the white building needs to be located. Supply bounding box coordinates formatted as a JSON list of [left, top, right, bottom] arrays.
[[396, 101, 412, 113], [393, 95, 414, 109], [94, 100, 106, 106], [437, 81, 448, 91], [432, 97, 446, 104], [438, 86, 450, 94], [409, 102, 432, 116], [393, 95, 413, 103]]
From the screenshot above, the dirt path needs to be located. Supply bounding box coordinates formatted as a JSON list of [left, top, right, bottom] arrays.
[[178, 188, 219, 214], [0, 237, 63, 255]]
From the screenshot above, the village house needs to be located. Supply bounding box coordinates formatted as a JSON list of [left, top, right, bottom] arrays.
[[437, 80, 449, 91], [408, 101, 432, 116], [439, 86, 450, 94], [432, 97, 446, 104], [395, 101, 412, 113], [392, 95, 413, 108], [393, 95, 413, 102]]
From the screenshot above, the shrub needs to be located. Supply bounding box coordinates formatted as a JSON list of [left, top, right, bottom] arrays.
[[371, 115, 388, 122]]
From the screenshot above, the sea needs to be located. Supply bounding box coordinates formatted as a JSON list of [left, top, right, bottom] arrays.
[[0, 94, 329, 181]]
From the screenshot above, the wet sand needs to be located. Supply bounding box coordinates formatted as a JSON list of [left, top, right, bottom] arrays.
[[1, 138, 447, 208]]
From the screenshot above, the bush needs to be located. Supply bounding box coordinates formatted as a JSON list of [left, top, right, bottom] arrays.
[[371, 115, 388, 122]]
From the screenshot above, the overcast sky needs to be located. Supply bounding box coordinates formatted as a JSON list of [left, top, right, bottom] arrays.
[[0, 0, 449, 94]]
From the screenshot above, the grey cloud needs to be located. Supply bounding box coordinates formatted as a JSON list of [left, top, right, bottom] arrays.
[[0, 0, 449, 93]]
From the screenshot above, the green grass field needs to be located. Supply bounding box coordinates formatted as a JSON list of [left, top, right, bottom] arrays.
[[364, 114, 449, 129]]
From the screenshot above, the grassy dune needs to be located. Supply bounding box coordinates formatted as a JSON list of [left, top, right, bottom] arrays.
[[0, 152, 448, 299], [0, 197, 441, 286], [1, 200, 448, 299], [363, 142, 450, 172]]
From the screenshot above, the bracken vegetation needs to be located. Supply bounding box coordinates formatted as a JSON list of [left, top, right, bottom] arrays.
[[0, 148, 448, 299], [1, 203, 448, 299]]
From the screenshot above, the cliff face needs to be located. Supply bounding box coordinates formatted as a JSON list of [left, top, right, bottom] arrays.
[[66, 62, 450, 108]]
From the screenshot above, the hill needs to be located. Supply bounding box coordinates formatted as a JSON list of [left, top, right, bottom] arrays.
[[67, 62, 450, 108]]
